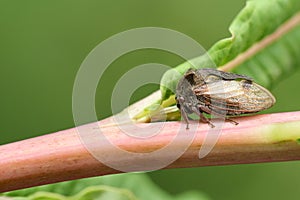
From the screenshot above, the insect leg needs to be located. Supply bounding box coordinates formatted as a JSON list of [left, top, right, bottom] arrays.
[[191, 106, 215, 128], [225, 118, 239, 125], [200, 112, 215, 128], [201, 106, 239, 125], [177, 97, 190, 129], [181, 108, 190, 129]]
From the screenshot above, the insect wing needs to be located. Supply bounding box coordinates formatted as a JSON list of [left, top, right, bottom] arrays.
[[194, 80, 276, 115]]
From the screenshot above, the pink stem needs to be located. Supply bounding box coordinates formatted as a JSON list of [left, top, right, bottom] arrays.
[[1, 111, 300, 192]]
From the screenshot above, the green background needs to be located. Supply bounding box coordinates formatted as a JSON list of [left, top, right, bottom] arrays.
[[1, 0, 300, 199]]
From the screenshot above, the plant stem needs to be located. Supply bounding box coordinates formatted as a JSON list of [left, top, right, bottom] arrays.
[[1, 111, 300, 192], [219, 12, 300, 72]]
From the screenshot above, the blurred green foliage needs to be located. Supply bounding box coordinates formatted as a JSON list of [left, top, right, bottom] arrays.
[[3, 173, 210, 200], [1, 0, 300, 200]]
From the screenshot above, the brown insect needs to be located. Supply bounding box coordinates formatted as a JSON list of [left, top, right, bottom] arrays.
[[175, 68, 276, 129]]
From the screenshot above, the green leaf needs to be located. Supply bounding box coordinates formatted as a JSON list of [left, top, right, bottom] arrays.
[[2, 186, 137, 200], [161, 0, 300, 102], [1, 174, 210, 200]]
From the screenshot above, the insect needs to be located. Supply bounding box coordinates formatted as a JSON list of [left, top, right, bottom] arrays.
[[175, 68, 276, 129]]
